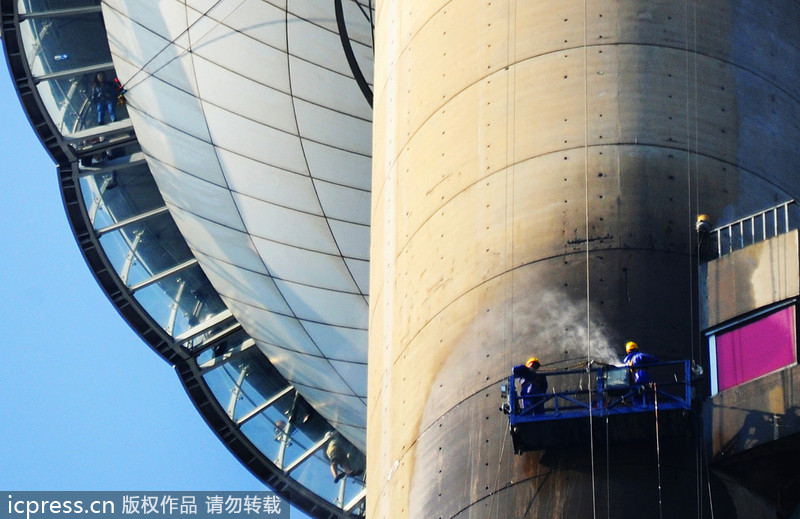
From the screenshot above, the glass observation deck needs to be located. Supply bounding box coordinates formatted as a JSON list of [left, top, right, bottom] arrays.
[[2, 1, 366, 517], [503, 361, 694, 453], [16, 1, 132, 141]]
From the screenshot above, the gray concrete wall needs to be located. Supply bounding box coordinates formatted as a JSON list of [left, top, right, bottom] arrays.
[[701, 231, 799, 329], [705, 364, 800, 460], [369, 1, 800, 517]]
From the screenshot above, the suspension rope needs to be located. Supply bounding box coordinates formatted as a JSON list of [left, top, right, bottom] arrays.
[[117, 0, 246, 95], [654, 383, 664, 519], [683, 2, 705, 516], [705, 438, 716, 519], [605, 414, 611, 519], [486, 3, 518, 516], [583, 1, 598, 517]]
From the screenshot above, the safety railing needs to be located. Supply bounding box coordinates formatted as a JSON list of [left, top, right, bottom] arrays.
[[711, 200, 796, 258], [504, 361, 692, 426]]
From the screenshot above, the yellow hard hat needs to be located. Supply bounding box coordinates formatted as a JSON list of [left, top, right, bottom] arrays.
[[696, 214, 711, 234], [625, 341, 638, 353], [526, 357, 540, 368]]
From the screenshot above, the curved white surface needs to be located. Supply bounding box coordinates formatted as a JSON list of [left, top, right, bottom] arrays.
[[102, 0, 372, 450]]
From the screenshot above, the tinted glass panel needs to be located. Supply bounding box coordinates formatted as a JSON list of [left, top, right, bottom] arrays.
[[716, 306, 797, 391], [291, 450, 347, 506], [18, 0, 97, 14], [98, 211, 193, 287], [133, 264, 227, 337], [35, 67, 130, 135], [79, 163, 165, 230], [183, 318, 241, 354], [239, 395, 298, 464], [203, 348, 291, 422], [21, 14, 109, 77], [194, 328, 250, 364]]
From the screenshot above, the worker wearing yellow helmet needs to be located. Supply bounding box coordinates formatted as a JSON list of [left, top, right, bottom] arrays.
[[622, 340, 658, 386], [513, 356, 548, 415]]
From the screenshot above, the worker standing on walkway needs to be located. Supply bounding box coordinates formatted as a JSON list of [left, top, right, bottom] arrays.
[[622, 341, 658, 405], [622, 341, 658, 384], [513, 357, 548, 415]]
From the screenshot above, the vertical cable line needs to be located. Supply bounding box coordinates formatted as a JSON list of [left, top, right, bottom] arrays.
[[654, 383, 664, 519], [692, 4, 714, 516], [684, 1, 699, 515], [489, 2, 516, 515], [605, 414, 611, 519], [583, 1, 598, 517], [683, 2, 704, 516]]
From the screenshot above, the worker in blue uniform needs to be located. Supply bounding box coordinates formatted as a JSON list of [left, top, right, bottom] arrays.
[[622, 341, 658, 405], [513, 357, 548, 415]]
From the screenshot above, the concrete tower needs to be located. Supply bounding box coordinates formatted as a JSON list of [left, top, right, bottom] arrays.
[[369, 1, 800, 517]]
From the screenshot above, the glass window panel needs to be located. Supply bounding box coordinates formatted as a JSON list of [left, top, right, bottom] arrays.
[[203, 362, 252, 420], [252, 407, 331, 466], [273, 422, 317, 471], [18, 0, 97, 14], [76, 138, 140, 165], [133, 264, 227, 338], [98, 211, 194, 287], [238, 391, 317, 466], [97, 227, 150, 286], [194, 327, 250, 365], [21, 14, 110, 77], [291, 432, 366, 509], [80, 173, 115, 230], [239, 405, 292, 464], [290, 450, 344, 505], [341, 470, 366, 512], [196, 348, 214, 366], [182, 317, 240, 354], [35, 67, 129, 135], [79, 163, 165, 230], [203, 348, 292, 422], [715, 306, 797, 391]]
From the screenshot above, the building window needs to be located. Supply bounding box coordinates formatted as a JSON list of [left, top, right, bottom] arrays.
[[710, 305, 797, 394]]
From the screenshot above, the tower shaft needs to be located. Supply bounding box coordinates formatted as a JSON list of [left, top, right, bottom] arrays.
[[369, 1, 800, 517]]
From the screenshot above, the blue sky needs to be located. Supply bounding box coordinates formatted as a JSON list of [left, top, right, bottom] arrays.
[[0, 49, 303, 500]]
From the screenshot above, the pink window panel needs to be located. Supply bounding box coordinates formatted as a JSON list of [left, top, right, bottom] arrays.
[[716, 306, 797, 392]]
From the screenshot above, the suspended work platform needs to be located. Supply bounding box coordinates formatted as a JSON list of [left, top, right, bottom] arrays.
[[503, 361, 694, 453]]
